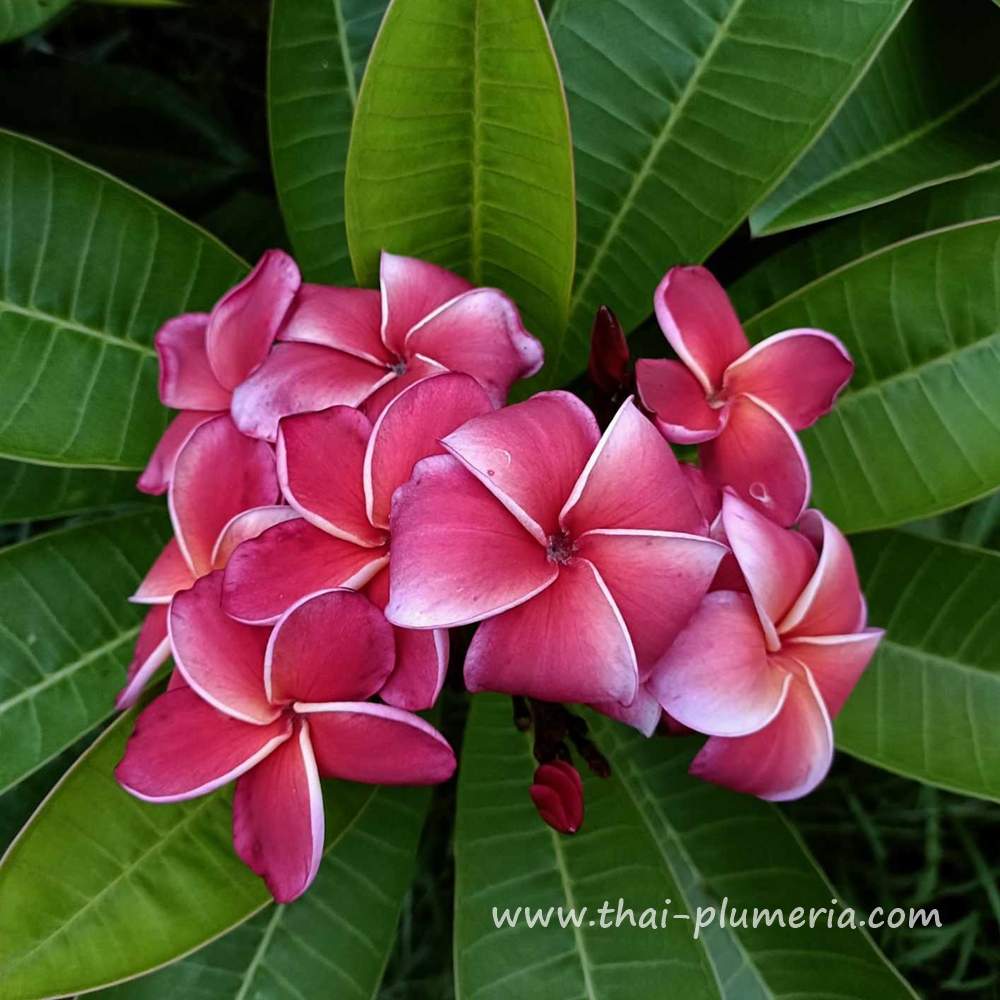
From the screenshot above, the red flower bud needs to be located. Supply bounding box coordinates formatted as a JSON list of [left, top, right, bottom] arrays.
[[529, 760, 584, 834], [587, 306, 630, 395]]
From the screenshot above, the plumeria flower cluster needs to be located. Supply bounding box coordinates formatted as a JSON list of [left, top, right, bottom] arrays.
[[116, 251, 881, 902]]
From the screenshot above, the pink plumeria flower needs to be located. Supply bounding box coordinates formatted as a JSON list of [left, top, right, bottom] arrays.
[[386, 393, 727, 706], [116, 576, 456, 903], [648, 491, 883, 801], [120, 415, 285, 707], [223, 374, 493, 710], [231, 251, 544, 440], [636, 266, 853, 527], [138, 251, 301, 494]]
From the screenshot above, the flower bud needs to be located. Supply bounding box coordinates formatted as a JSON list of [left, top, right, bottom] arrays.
[[529, 760, 584, 834], [587, 306, 630, 395]]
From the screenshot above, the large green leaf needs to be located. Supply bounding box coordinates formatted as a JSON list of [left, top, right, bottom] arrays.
[[454, 694, 721, 1000], [751, 0, 1000, 235], [547, 0, 911, 385], [912, 491, 1000, 551], [345, 0, 576, 392], [737, 217, 1000, 533], [0, 510, 170, 795], [0, 129, 247, 469], [269, 0, 387, 284], [591, 714, 916, 999], [0, 460, 151, 523], [0, 0, 73, 41], [0, 704, 429, 998], [837, 530, 1000, 803]]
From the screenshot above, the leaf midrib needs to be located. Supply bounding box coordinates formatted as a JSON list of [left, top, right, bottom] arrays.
[[0, 300, 157, 356]]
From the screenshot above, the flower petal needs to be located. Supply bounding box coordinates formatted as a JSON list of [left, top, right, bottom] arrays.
[[233, 719, 324, 903], [688, 669, 833, 802], [442, 391, 600, 543], [680, 463, 721, 526], [654, 265, 749, 394], [155, 313, 231, 411], [784, 630, 883, 718], [576, 529, 726, 679], [131, 538, 197, 605], [591, 683, 663, 738], [168, 414, 279, 577], [206, 249, 301, 390], [464, 558, 638, 705], [265, 589, 395, 705], [364, 372, 493, 530], [405, 288, 544, 404], [223, 517, 388, 625], [780, 509, 866, 638], [211, 505, 300, 570], [700, 394, 810, 528], [647, 591, 789, 737], [385, 455, 555, 629], [277, 405, 384, 546], [380, 251, 473, 355], [115, 686, 292, 803], [721, 490, 818, 648], [169, 571, 277, 724], [231, 342, 391, 442], [360, 356, 448, 421], [635, 358, 724, 444], [116, 605, 171, 710], [723, 329, 853, 430], [277, 284, 391, 365], [136, 410, 220, 496], [298, 702, 456, 784], [561, 397, 706, 536]]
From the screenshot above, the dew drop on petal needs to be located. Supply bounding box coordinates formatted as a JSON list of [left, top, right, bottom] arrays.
[[749, 482, 772, 505]]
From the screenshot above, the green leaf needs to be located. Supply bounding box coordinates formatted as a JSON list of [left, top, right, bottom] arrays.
[[454, 694, 721, 1000], [0, 129, 247, 469], [345, 0, 576, 393], [751, 0, 1000, 235], [737, 216, 1000, 533], [0, 459, 152, 524], [0, 510, 171, 795], [0, 0, 73, 41], [547, 0, 911, 385], [269, 0, 387, 284], [0, 704, 430, 998], [591, 714, 916, 999], [837, 530, 1000, 803], [911, 492, 1000, 551]]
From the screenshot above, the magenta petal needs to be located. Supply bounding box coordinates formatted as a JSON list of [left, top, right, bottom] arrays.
[[211, 506, 300, 570], [116, 687, 292, 803], [655, 266, 749, 393], [785, 630, 883, 718], [206, 249, 301, 390], [405, 288, 544, 404], [700, 395, 811, 528], [300, 702, 456, 784], [265, 589, 395, 704], [223, 517, 388, 625], [155, 313, 231, 411], [591, 684, 663, 738], [464, 559, 638, 705], [442, 391, 600, 543], [561, 397, 706, 536], [380, 251, 473, 355], [231, 342, 391, 442], [680, 463, 722, 526], [386, 454, 555, 629], [577, 529, 726, 679], [723, 329, 853, 431], [364, 372, 493, 530], [233, 719, 324, 903], [169, 571, 276, 724], [116, 605, 171, 710], [136, 410, 220, 496], [647, 591, 788, 737], [781, 510, 866, 638], [689, 669, 833, 802], [168, 414, 279, 577], [277, 284, 391, 365], [131, 538, 197, 604], [530, 761, 584, 834], [361, 356, 447, 421], [635, 358, 724, 444], [278, 405, 385, 546]]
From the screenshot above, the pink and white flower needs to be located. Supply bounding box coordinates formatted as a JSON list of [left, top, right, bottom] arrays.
[[636, 266, 853, 527], [648, 491, 882, 801], [116, 577, 456, 903]]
